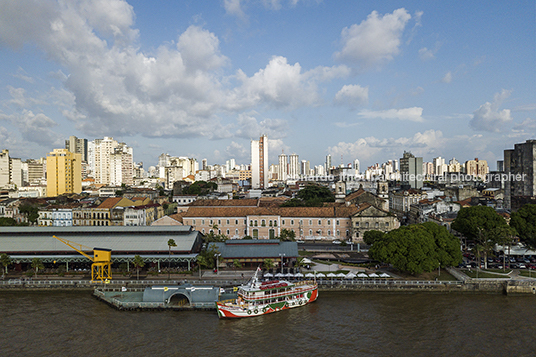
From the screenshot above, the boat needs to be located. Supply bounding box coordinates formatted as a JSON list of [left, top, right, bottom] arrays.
[[216, 267, 318, 318]]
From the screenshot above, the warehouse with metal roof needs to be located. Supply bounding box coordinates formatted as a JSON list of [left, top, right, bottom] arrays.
[[0, 226, 203, 271], [209, 239, 299, 268]]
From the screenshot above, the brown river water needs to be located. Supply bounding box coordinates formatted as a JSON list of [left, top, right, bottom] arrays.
[[0, 290, 535, 357]]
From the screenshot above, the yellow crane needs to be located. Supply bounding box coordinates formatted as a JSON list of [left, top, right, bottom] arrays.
[[53, 235, 112, 282]]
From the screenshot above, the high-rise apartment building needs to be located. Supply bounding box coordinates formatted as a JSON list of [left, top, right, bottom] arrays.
[[448, 158, 462, 173], [251, 135, 269, 189], [278, 152, 288, 181], [46, 149, 82, 196], [400, 151, 423, 189], [0, 149, 22, 189], [301, 160, 310, 176], [289, 153, 299, 179], [65, 136, 88, 162], [325, 154, 332, 174], [93, 137, 133, 186], [465, 158, 488, 179], [504, 140, 536, 210]]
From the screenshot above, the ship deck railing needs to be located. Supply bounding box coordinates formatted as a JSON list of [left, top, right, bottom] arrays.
[[241, 284, 316, 302]]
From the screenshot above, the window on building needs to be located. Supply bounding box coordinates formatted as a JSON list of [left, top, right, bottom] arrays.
[[337, 230, 340, 236], [318, 220, 321, 225], [254, 220, 258, 226], [291, 220, 294, 225], [193, 219, 196, 225], [218, 220, 221, 225], [236, 220, 239, 225], [282, 220, 285, 225], [365, 222, 369, 228], [375, 222, 379, 228], [327, 220, 331, 225], [250, 220, 253, 226], [274, 221, 277, 227], [261, 219, 266, 226], [327, 230, 331, 236], [336, 220, 340, 225], [309, 229, 313, 235], [202, 219, 205, 225], [309, 219, 312, 225], [385, 222, 389, 228]]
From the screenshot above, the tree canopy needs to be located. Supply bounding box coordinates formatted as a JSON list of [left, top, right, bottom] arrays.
[[451, 206, 510, 268], [510, 204, 536, 250], [363, 230, 385, 246], [368, 223, 462, 275], [182, 181, 217, 195], [281, 184, 334, 207], [278, 228, 296, 241]]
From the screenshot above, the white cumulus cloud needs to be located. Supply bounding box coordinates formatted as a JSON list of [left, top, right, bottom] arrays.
[[470, 89, 513, 132], [334, 84, 368, 107], [334, 8, 411, 69]]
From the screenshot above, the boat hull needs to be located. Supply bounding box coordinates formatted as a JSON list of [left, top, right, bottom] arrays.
[[216, 286, 318, 318]]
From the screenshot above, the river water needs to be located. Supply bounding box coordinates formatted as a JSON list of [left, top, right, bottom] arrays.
[[1, 290, 534, 357]]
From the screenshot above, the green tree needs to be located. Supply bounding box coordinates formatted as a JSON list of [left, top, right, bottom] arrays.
[[281, 184, 335, 207], [31, 258, 44, 278], [0, 217, 18, 226], [1, 253, 12, 277], [263, 258, 274, 269], [452, 206, 509, 269], [494, 225, 517, 271], [510, 204, 536, 250], [197, 255, 207, 278], [19, 203, 39, 224], [204, 224, 228, 242], [363, 230, 386, 246], [369, 223, 462, 275], [167, 239, 177, 279], [132, 255, 145, 280], [233, 259, 241, 269], [278, 228, 296, 241]]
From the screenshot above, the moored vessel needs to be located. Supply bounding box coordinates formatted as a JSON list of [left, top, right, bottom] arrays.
[[216, 268, 318, 318]]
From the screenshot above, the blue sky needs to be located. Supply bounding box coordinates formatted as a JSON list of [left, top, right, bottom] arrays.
[[0, 0, 534, 170]]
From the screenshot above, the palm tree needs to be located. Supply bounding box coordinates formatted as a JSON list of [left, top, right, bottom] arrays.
[[1, 253, 11, 278], [132, 255, 145, 281], [197, 255, 208, 278], [263, 258, 274, 270], [167, 239, 177, 279], [31, 258, 44, 278]]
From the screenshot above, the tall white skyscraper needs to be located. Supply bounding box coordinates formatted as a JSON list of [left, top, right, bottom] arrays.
[[289, 153, 299, 179], [251, 135, 269, 189], [301, 160, 310, 176], [325, 154, 332, 174], [278, 152, 288, 181], [93, 137, 133, 186]]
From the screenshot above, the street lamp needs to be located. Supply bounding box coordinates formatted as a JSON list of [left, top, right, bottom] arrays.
[[279, 253, 286, 272], [214, 253, 221, 275]]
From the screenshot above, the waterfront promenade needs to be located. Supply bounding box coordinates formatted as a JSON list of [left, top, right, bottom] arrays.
[[1, 266, 535, 295]]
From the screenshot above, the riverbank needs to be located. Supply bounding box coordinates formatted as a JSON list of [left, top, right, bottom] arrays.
[[2, 275, 535, 295]]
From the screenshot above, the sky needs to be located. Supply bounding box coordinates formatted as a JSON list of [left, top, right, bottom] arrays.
[[0, 0, 534, 170]]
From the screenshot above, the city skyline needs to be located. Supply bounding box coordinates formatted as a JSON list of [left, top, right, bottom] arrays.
[[0, 1, 534, 169]]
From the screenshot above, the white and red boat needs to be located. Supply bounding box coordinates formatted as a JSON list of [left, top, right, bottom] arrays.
[[216, 268, 318, 318]]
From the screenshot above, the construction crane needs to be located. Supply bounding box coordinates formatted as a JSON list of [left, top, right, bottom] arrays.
[[53, 235, 112, 282]]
